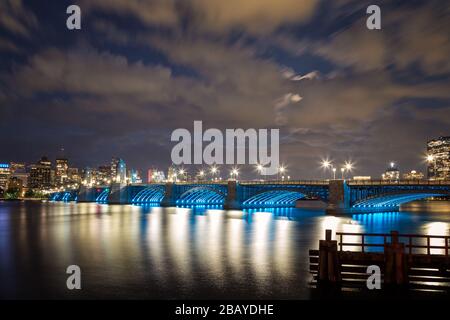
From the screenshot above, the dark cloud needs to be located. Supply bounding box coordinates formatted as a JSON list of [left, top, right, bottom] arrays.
[[0, 0, 38, 37]]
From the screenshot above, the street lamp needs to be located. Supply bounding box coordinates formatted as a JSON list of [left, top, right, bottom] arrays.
[[321, 159, 332, 179], [345, 161, 354, 174], [211, 166, 218, 181], [230, 167, 239, 180], [256, 164, 264, 178], [321, 160, 331, 169], [332, 167, 336, 180], [426, 154, 436, 180], [179, 169, 186, 182], [340, 161, 354, 180], [278, 165, 286, 180]]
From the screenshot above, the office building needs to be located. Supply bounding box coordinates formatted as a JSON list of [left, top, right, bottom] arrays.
[[403, 170, 424, 180], [28, 156, 52, 189], [427, 136, 450, 180], [0, 163, 11, 191], [111, 157, 127, 183], [382, 162, 400, 181], [55, 158, 69, 186]]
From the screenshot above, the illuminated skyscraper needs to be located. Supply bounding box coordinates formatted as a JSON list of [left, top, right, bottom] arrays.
[[382, 162, 400, 181], [111, 157, 127, 183], [427, 136, 450, 180], [9, 162, 25, 174], [10, 162, 28, 189], [129, 169, 142, 184], [55, 158, 69, 186], [29, 156, 52, 189], [0, 163, 11, 191], [167, 166, 177, 182], [148, 168, 165, 183], [97, 165, 111, 184], [67, 167, 81, 185]]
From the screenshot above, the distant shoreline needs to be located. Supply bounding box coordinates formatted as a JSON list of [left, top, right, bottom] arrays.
[[0, 198, 46, 202]]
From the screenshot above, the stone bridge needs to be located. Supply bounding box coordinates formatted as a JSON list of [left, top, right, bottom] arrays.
[[50, 180, 450, 214]]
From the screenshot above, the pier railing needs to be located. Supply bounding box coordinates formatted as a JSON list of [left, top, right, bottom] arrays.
[[336, 231, 450, 256], [310, 230, 450, 292]]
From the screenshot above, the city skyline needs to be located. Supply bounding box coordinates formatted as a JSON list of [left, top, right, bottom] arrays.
[[1, 135, 448, 181], [1, 1, 449, 179]]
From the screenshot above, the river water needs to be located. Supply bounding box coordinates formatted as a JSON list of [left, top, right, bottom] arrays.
[[0, 200, 449, 299]]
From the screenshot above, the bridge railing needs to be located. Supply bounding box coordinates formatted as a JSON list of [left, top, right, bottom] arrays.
[[238, 180, 330, 185], [133, 180, 331, 185], [336, 231, 450, 256], [135, 179, 449, 186], [347, 179, 450, 186]]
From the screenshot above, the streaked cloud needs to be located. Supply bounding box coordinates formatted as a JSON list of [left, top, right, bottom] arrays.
[[0, 0, 38, 37]]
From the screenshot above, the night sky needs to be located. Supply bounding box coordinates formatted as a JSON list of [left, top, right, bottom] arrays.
[[0, 0, 449, 179]]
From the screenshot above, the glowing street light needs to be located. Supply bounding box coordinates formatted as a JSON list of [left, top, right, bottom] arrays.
[[278, 165, 286, 180], [320, 159, 333, 179], [344, 161, 354, 172], [230, 167, 239, 180], [340, 167, 345, 179], [256, 164, 264, 175], [198, 170, 205, 181], [210, 166, 219, 181], [332, 167, 336, 180], [426, 154, 436, 180], [321, 159, 331, 169]]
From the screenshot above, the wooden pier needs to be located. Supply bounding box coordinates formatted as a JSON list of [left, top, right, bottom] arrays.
[[309, 230, 450, 293]]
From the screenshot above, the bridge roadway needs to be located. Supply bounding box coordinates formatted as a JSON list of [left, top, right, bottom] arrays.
[[51, 179, 450, 214]]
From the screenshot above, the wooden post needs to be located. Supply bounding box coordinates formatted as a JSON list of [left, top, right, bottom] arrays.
[[384, 231, 408, 287], [318, 229, 342, 287]]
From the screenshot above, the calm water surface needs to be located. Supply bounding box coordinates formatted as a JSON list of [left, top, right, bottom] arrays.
[[0, 201, 449, 299]]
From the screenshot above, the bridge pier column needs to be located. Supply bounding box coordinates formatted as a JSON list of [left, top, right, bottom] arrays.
[[108, 183, 129, 204], [318, 229, 342, 287], [161, 183, 176, 207], [77, 186, 96, 202], [326, 180, 351, 215], [384, 231, 408, 287], [224, 181, 240, 210]]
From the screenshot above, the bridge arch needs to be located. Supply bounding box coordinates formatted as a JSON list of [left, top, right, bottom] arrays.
[[352, 191, 448, 209], [50, 192, 62, 201], [96, 188, 110, 203], [242, 190, 307, 208], [176, 186, 226, 205], [131, 186, 165, 204]]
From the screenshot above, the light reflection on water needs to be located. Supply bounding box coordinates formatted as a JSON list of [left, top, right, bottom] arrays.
[[0, 200, 449, 299]]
